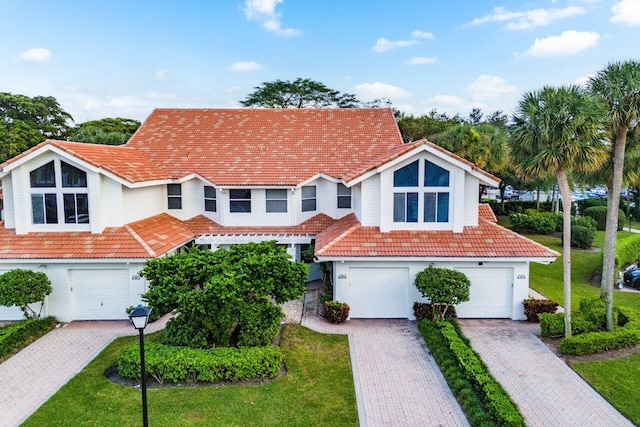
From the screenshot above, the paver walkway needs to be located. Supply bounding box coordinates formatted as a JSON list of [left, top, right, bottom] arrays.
[[302, 288, 468, 427], [459, 320, 633, 427], [0, 315, 169, 427]]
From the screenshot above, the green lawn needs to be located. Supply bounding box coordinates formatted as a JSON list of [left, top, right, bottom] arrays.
[[527, 230, 640, 425], [24, 324, 358, 427]]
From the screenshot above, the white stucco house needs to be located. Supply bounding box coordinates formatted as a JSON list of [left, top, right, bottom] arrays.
[[0, 108, 558, 322]]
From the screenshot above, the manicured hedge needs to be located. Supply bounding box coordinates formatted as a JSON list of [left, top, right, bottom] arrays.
[[413, 302, 457, 321], [539, 299, 640, 355], [582, 206, 625, 231], [487, 200, 553, 215], [0, 316, 57, 360], [418, 320, 525, 427], [118, 342, 282, 384], [614, 232, 640, 271]]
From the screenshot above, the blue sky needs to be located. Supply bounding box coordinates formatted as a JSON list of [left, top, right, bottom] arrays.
[[2, 0, 640, 123]]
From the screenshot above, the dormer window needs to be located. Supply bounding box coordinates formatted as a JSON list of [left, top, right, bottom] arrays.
[[393, 159, 450, 223], [337, 183, 351, 209], [30, 160, 89, 225]]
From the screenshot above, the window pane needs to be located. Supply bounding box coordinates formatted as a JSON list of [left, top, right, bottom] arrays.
[[168, 197, 182, 209], [393, 161, 419, 187], [393, 193, 405, 222], [61, 162, 87, 187], [45, 194, 58, 223], [230, 200, 251, 212], [204, 186, 216, 199], [204, 199, 217, 212], [425, 161, 450, 187], [167, 184, 182, 195], [30, 161, 56, 188], [302, 186, 316, 198], [266, 189, 287, 199], [64, 194, 76, 223], [338, 195, 351, 209], [32, 194, 44, 224], [337, 183, 350, 195], [424, 192, 436, 222], [230, 189, 251, 200], [266, 200, 287, 213], [302, 199, 316, 212], [437, 192, 449, 222], [407, 192, 418, 222]]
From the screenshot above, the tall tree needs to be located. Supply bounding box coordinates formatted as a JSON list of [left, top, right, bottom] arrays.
[[589, 60, 640, 331], [509, 85, 606, 337], [68, 117, 141, 145], [0, 92, 73, 162], [240, 78, 360, 108]]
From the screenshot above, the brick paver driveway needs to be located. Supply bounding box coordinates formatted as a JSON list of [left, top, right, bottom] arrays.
[[459, 320, 633, 427]]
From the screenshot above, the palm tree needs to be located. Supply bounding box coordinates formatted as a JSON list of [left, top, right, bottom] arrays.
[[589, 60, 640, 330], [510, 85, 606, 337]]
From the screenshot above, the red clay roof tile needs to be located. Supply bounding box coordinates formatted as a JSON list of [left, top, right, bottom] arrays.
[[314, 210, 559, 259], [126, 108, 404, 185], [184, 213, 338, 236]]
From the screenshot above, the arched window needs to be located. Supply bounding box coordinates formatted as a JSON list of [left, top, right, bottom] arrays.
[[393, 159, 450, 223]]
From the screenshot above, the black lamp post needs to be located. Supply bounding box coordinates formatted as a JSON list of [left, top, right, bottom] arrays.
[[128, 305, 152, 427]]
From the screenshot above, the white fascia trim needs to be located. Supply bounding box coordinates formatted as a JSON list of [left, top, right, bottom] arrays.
[[0, 257, 151, 265], [315, 256, 558, 264], [298, 173, 338, 187]]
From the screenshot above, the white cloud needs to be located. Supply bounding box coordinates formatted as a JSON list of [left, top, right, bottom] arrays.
[[226, 61, 264, 72], [371, 37, 418, 53], [523, 30, 599, 57], [406, 57, 437, 65], [154, 69, 168, 81], [17, 48, 51, 62], [411, 30, 434, 40], [243, 0, 301, 36], [471, 6, 585, 30], [466, 75, 518, 101], [611, 0, 640, 25], [420, 95, 483, 115], [354, 82, 413, 99]]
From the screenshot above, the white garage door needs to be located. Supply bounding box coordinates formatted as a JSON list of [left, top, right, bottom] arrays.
[[349, 267, 409, 318], [71, 269, 130, 320], [455, 268, 513, 318]]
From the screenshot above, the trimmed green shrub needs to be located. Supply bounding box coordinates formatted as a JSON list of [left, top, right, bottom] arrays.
[[570, 225, 595, 249], [575, 197, 607, 215], [0, 317, 57, 359], [614, 233, 640, 272], [413, 302, 456, 321], [539, 312, 601, 338], [323, 301, 349, 323], [418, 320, 520, 426], [435, 321, 525, 426], [118, 343, 282, 384], [414, 266, 470, 321], [559, 328, 640, 355], [0, 269, 52, 319], [583, 206, 625, 231], [509, 212, 557, 234], [572, 215, 597, 232], [488, 200, 553, 215], [522, 298, 558, 322]]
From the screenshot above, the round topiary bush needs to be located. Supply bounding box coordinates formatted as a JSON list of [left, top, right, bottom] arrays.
[[571, 224, 595, 249], [583, 206, 626, 231], [414, 266, 470, 321]]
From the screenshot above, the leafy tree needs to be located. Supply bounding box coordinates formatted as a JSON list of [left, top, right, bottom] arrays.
[[414, 266, 470, 321], [589, 60, 640, 330], [140, 242, 308, 348], [0, 92, 73, 162], [67, 117, 141, 145], [396, 112, 459, 143], [0, 269, 52, 319], [240, 78, 361, 109], [509, 85, 606, 337]]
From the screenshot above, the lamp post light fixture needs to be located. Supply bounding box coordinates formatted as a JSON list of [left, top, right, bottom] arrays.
[[128, 305, 152, 427]]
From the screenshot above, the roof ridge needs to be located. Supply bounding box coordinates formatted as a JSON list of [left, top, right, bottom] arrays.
[[124, 224, 157, 257], [316, 215, 361, 256]]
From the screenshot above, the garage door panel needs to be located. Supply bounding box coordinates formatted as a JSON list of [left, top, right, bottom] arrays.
[[71, 269, 130, 320], [349, 267, 409, 318], [455, 268, 513, 318]]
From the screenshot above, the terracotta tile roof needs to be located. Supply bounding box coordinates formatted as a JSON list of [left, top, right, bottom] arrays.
[[343, 139, 501, 184], [314, 212, 559, 259], [0, 140, 170, 184], [185, 213, 338, 236], [478, 203, 498, 223], [0, 214, 194, 259], [126, 213, 195, 256], [126, 108, 404, 185]]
